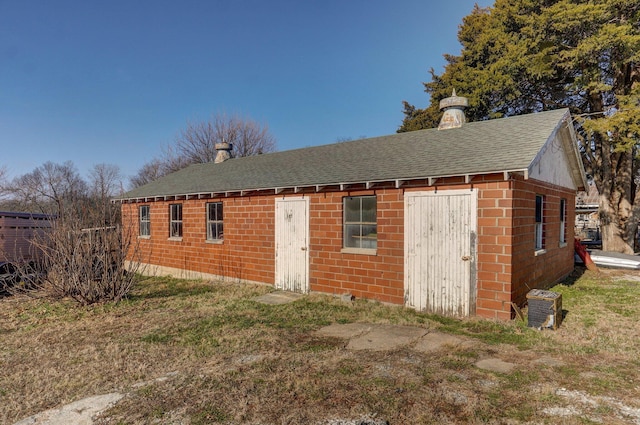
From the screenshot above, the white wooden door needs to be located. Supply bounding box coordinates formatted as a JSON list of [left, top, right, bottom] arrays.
[[275, 197, 310, 293], [404, 190, 477, 316]]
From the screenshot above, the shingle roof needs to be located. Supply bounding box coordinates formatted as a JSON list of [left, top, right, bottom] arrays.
[[118, 109, 575, 201]]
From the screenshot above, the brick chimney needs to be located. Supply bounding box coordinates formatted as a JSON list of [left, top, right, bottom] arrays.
[[214, 142, 233, 163], [438, 89, 469, 130]]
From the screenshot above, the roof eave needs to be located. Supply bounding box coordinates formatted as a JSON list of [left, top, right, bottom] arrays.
[[560, 111, 588, 191], [112, 168, 530, 204]]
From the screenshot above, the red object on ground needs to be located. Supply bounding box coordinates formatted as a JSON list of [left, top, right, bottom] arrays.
[[575, 238, 599, 272]]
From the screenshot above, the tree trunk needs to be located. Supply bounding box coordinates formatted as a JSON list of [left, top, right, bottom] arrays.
[[599, 194, 636, 254]]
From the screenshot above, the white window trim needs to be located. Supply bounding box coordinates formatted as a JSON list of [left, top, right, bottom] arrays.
[[343, 195, 377, 252], [559, 198, 567, 246], [169, 204, 183, 239], [535, 195, 544, 251], [206, 202, 224, 242], [139, 205, 151, 238], [341, 247, 377, 255]]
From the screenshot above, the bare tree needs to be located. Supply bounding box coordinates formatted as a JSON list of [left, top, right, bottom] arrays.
[[129, 113, 276, 188], [129, 158, 165, 189], [0, 165, 9, 205], [89, 163, 123, 199], [88, 164, 124, 226], [0, 165, 6, 189], [175, 113, 276, 161], [4, 161, 88, 217]]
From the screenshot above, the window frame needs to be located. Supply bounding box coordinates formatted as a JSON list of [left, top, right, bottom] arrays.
[[342, 195, 377, 253], [559, 198, 567, 246], [206, 202, 224, 242], [139, 205, 150, 237], [169, 203, 183, 239], [535, 195, 545, 252]]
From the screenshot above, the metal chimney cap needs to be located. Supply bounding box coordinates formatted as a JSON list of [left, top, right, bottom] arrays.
[[214, 142, 233, 163], [215, 142, 232, 150], [438, 89, 468, 130], [439, 89, 469, 110]]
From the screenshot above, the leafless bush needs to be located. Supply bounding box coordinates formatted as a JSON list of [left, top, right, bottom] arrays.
[[1, 161, 143, 304], [21, 218, 143, 304]]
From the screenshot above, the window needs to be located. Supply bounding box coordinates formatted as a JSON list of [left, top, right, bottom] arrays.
[[343, 196, 377, 250], [535, 195, 544, 250], [169, 204, 183, 238], [206, 202, 224, 241], [139, 205, 150, 237], [559, 199, 567, 245]]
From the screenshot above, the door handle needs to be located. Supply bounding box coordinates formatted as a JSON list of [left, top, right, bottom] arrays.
[[301, 247, 307, 251], [461, 255, 471, 261]]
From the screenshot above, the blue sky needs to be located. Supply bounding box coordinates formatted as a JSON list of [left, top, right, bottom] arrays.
[[0, 0, 486, 185]]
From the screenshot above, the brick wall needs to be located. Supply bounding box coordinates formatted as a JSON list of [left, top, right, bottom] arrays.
[[510, 178, 576, 306], [475, 179, 515, 320], [309, 189, 405, 304], [121, 175, 576, 319], [123, 196, 276, 284]]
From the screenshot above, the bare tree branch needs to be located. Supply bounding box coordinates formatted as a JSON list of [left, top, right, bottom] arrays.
[[129, 113, 277, 188]]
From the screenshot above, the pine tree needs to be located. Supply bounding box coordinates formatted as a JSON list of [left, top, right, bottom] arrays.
[[400, 0, 640, 253]]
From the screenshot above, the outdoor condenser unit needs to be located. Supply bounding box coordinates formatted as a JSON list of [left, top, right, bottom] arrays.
[[526, 289, 562, 330]]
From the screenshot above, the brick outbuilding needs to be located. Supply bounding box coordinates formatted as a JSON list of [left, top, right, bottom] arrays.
[[117, 108, 587, 320]]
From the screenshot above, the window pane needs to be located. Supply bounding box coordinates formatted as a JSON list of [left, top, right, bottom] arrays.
[[535, 223, 543, 249], [207, 222, 223, 240], [362, 224, 377, 239], [171, 204, 182, 221], [140, 206, 149, 221], [361, 196, 377, 223], [343, 196, 377, 249], [362, 224, 377, 249], [171, 222, 182, 238], [344, 197, 360, 223], [139, 206, 151, 236], [208, 203, 221, 221], [344, 224, 360, 248], [535, 196, 542, 223], [206, 203, 223, 240], [560, 199, 566, 243]]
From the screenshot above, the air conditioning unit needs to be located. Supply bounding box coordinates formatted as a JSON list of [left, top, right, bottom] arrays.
[[527, 289, 562, 330]]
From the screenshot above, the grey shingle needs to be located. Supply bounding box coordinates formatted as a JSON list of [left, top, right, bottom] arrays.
[[118, 109, 571, 200]]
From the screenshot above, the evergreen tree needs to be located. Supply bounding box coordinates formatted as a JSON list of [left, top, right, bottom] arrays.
[[400, 0, 640, 253]]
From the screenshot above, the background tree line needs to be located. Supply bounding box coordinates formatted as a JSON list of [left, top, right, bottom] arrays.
[[0, 113, 275, 303], [0, 113, 275, 218], [400, 0, 640, 253]]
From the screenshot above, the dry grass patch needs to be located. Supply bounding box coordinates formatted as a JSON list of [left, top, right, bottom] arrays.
[[2, 269, 640, 424]]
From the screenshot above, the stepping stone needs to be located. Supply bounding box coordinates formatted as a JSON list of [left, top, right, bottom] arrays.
[[13, 393, 124, 425], [533, 356, 565, 368], [347, 324, 428, 351], [475, 358, 516, 373], [413, 331, 463, 353], [253, 291, 303, 305], [316, 323, 373, 339]]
